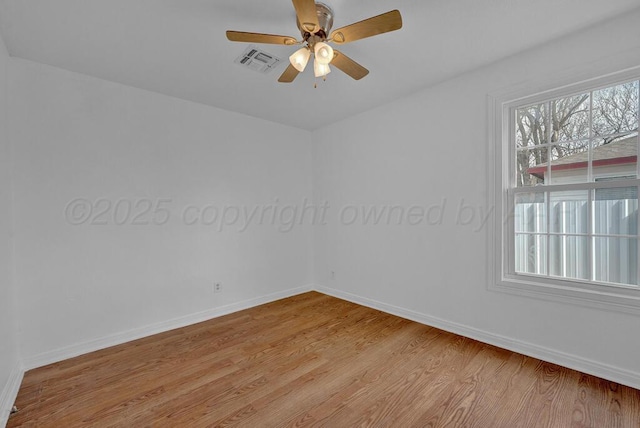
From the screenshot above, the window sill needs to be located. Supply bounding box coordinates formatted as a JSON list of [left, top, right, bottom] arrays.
[[489, 274, 640, 314]]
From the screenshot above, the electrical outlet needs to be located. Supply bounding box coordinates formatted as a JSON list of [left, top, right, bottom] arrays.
[[330, 271, 335, 280], [214, 282, 222, 293]]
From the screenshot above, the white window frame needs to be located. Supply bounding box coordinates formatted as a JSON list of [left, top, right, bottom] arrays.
[[488, 66, 640, 314]]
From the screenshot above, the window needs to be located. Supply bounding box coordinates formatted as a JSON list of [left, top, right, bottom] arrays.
[[489, 68, 640, 311]]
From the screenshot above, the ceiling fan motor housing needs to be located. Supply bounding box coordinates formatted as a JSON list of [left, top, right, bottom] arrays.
[[297, 2, 334, 40]]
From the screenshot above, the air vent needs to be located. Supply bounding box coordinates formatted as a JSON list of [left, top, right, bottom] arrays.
[[234, 45, 282, 74]]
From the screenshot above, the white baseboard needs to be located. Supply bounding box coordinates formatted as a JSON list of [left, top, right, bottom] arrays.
[[315, 284, 640, 390], [22, 284, 313, 371], [0, 364, 24, 428]]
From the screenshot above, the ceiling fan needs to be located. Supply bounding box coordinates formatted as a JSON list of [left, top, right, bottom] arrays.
[[226, 0, 402, 83]]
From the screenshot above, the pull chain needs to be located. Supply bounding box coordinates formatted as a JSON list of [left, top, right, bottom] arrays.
[[314, 75, 327, 89]]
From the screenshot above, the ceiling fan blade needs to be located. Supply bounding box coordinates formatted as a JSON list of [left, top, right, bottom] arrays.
[[331, 50, 369, 80], [330, 10, 402, 44], [226, 31, 297, 45], [292, 0, 320, 34], [278, 64, 300, 83]]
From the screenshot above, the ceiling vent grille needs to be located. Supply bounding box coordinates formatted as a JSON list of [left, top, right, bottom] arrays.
[[234, 45, 282, 74]]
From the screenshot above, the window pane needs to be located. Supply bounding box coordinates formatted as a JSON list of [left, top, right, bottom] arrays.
[[515, 233, 547, 275], [550, 191, 588, 234], [592, 81, 639, 137], [591, 133, 638, 181], [593, 237, 638, 286], [515, 193, 546, 233], [548, 141, 589, 184], [593, 188, 638, 236], [517, 148, 547, 187], [551, 94, 590, 142], [550, 235, 589, 280], [516, 103, 548, 148]]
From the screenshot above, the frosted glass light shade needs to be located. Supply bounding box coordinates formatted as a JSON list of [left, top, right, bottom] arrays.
[[289, 47, 311, 72], [314, 42, 334, 65], [314, 60, 331, 78]]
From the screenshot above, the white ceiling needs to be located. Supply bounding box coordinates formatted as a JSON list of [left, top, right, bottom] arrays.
[[1, 0, 639, 130]]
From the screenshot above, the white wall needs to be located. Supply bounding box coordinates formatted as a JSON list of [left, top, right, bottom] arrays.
[[9, 59, 313, 363], [0, 30, 20, 425], [313, 10, 640, 384]]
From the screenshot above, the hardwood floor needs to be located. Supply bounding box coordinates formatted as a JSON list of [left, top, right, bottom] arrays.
[[8, 292, 640, 427]]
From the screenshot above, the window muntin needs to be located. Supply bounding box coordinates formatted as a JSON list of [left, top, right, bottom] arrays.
[[509, 79, 639, 288]]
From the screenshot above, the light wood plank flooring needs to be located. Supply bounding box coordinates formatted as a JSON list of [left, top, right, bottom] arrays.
[[8, 292, 640, 427]]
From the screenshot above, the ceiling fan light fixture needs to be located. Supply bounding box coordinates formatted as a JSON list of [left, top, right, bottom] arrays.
[[314, 42, 334, 65], [227, 2, 403, 84], [289, 47, 311, 72], [314, 60, 331, 78]]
